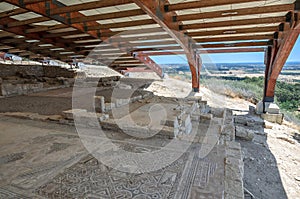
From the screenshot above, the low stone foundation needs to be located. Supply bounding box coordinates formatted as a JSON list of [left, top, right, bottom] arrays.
[[0, 64, 76, 97], [256, 101, 283, 124], [0, 78, 74, 97]]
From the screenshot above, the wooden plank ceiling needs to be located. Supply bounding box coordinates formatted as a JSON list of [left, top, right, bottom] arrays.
[[0, 0, 297, 74]]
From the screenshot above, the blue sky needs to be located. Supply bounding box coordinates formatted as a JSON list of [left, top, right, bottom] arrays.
[[151, 36, 300, 64]]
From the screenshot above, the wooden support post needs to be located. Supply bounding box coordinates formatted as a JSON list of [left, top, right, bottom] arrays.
[[263, 8, 300, 102], [133, 0, 201, 91]]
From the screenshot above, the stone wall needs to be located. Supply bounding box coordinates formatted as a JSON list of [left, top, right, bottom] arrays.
[[43, 66, 76, 78], [0, 64, 76, 78], [0, 64, 44, 77]]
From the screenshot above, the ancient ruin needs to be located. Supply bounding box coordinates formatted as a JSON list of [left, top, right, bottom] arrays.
[[0, 0, 299, 198]]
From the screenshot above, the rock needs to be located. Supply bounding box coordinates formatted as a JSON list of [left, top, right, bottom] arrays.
[[235, 126, 254, 141], [97, 113, 109, 122], [261, 113, 284, 125], [264, 121, 274, 129], [94, 96, 105, 113], [62, 109, 87, 120]]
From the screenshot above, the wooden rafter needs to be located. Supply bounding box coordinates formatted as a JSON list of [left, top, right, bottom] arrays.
[[264, 7, 300, 101], [133, 0, 202, 90]]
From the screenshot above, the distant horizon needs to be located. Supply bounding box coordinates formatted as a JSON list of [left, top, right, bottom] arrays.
[[159, 61, 300, 65]]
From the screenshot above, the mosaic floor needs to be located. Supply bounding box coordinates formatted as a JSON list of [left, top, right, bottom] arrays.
[[35, 145, 224, 199], [0, 116, 226, 199]]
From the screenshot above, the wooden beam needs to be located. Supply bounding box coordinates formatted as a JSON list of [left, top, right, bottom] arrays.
[[135, 48, 265, 56], [266, 28, 300, 98], [7, 16, 49, 28], [0, 16, 82, 57], [87, 19, 155, 31], [264, 9, 300, 100], [133, 54, 163, 77], [177, 4, 293, 21], [71, 9, 145, 24], [168, 0, 265, 11], [1, 40, 69, 60], [182, 16, 286, 30], [42, 30, 83, 38], [25, 24, 68, 34], [50, 0, 132, 15], [133, 0, 201, 90], [0, 8, 27, 18], [82, 41, 269, 51], [187, 26, 278, 37], [4, 0, 101, 38], [23, 0, 46, 4], [195, 34, 273, 43], [100, 35, 271, 48], [0, 31, 14, 38]]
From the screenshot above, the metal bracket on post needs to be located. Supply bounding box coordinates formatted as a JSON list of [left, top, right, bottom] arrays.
[[18, 0, 24, 7], [295, 0, 300, 11], [97, 30, 101, 39], [83, 22, 88, 32], [45, 1, 50, 16]]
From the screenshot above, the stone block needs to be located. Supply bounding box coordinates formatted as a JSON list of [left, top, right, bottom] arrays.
[[200, 113, 213, 122], [235, 126, 254, 141], [1, 83, 43, 96], [256, 101, 280, 114], [115, 98, 130, 108], [94, 96, 105, 113], [256, 101, 264, 114], [174, 118, 180, 137], [267, 103, 280, 114], [62, 109, 87, 120], [181, 114, 192, 134], [105, 103, 114, 112], [97, 113, 109, 122], [261, 113, 284, 124], [210, 107, 225, 118]]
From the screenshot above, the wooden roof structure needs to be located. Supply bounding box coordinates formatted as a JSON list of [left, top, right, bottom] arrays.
[[0, 0, 299, 99]]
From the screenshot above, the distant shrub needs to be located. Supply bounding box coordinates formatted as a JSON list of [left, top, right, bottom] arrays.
[[202, 77, 263, 104]]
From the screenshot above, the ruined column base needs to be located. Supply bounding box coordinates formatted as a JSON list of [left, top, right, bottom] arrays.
[[256, 101, 283, 124], [256, 101, 280, 114], [261, 113, 284, 125]]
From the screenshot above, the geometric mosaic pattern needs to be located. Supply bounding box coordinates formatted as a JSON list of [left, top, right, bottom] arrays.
[[35, 145, 222, 199], [36, 154, 189, 199], [0, 188, 29, 199]]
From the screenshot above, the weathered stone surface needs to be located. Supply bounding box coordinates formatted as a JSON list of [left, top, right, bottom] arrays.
[[210, 108, 225, 118], [256, 101, 280, 114], [262, 113, 284, 124], [62, 109, 87, 120], [200, 113, 213, 122], [234, 115, 264, 127], [1, 83, 44, 96], [94, 96, 105, 113], [97, 113, 109, 122], [235, 126, 254, 141], [224, 153, 244, 199], [0, 64, 44, 77], [104, 103, 115, 112]]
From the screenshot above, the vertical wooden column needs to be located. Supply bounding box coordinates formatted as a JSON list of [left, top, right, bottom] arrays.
[[263, 9, 300, 103]]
